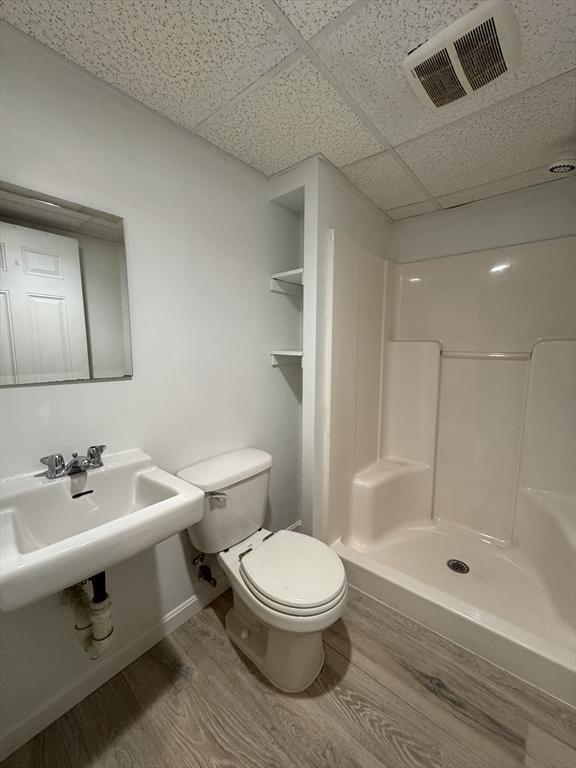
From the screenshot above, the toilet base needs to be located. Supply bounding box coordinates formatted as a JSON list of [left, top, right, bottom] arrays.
[[224, 594, 325, 693]]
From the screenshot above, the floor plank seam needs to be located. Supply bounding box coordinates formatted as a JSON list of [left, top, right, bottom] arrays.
[[322, 638, 509, 767]]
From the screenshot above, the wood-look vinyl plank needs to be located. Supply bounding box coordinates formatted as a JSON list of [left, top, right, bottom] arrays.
[[3, 586, 575, 768], [524, 724, 576, 768], [70, 671, 169, 768], [122, 634, 297, 768], [325, 608, 525, 766], [0, 717, 95, 768], [174, 600, 386, 768], [339, 588, 576, 751], [178, 595, 489, 768], [1, 673, 159, 768], [314, 643, 492, 768]]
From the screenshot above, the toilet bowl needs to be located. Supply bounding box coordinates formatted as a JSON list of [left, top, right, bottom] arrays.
[[177, 449, 347, 692], [218, 528, 347, 692]]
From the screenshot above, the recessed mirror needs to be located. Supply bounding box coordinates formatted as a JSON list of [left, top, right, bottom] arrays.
[[0, 182, 132, 385]]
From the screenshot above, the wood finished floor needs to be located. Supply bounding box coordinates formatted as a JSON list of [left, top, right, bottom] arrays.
[[3, 587, 575, 768]]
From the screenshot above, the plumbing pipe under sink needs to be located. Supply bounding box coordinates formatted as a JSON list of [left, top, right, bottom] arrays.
[[62, 573, 113, 659]]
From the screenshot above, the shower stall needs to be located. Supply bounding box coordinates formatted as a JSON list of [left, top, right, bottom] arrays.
[[324, 229, 576, 705]]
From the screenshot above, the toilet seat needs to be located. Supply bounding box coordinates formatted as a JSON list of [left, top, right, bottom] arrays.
[[218, 529, 348, 634], [242, 575, 347, 616], [239, 530, 346, 616]]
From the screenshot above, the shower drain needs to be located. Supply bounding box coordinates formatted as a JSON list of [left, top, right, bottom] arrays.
[[447, 559, 470, 574]]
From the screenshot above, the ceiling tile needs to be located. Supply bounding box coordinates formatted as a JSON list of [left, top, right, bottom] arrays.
[[197, 57, 382, 175], [312, 0, 576, 146], [341, 151, 429, 211], [274, 0, 357, 39], [438, 166, 571, 208], [0, 0, 296, 128], [397, 71, 576, 197], [386, 201, 438, 220]]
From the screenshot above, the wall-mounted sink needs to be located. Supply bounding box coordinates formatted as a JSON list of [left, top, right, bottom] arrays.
[[0, 449, 204, 611]]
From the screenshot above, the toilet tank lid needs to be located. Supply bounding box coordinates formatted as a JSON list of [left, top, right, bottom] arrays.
[[177, 449, 272, 492]]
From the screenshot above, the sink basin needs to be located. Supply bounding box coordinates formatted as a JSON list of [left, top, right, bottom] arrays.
[[0, 449, 204, 610]]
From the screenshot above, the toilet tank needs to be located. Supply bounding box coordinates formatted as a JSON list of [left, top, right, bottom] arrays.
[[177, 449, 272, 553]]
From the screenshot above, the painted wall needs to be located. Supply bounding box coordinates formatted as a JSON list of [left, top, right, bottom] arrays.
[[268, 158, 391, 543], [0, 23, 301, 754], [391, 177, 576, 263]]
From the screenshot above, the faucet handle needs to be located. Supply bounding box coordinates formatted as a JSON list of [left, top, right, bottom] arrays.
[[87, 445, 106, 466], [40, 454, 65, 478]]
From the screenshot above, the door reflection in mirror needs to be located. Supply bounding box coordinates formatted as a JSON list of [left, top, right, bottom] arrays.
[[0, 182, 132, 385]]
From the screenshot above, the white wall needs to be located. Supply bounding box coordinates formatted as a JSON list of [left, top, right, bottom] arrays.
[[0, 22, 301, 754], [268, 158, 391, 542], [268, 159, 319, 537], [391, 177, 576, 263]]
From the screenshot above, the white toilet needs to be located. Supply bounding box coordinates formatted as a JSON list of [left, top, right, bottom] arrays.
[[178, 448, 347, 692]]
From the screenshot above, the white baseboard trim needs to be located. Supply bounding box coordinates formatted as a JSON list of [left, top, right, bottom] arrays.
[[0, 578, 229, 762], [286, 519, 302, 531]]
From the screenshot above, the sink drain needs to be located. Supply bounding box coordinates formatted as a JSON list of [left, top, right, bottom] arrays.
[[447, 559, 470, 574]]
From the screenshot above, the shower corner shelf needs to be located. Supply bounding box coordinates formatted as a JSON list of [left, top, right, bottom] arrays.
[[270, 350, 303, 367], [270, 267, 303, 295]]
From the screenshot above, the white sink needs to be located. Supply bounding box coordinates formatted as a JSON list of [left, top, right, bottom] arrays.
[[0, 449, 204, 611]]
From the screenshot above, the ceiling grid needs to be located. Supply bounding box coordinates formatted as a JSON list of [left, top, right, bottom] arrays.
[[0, 0, 574, 218]]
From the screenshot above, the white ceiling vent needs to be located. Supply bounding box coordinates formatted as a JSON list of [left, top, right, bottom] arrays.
[[404, 1, 521, 108]]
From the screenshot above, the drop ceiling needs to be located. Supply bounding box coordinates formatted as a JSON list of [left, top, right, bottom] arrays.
[[1, 0, 575, 219]]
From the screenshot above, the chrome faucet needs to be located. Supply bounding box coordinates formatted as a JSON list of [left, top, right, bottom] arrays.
[[38, 445, 106, 479]]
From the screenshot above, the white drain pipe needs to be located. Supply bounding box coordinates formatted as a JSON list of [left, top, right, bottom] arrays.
[[63, 582, 114, 659]]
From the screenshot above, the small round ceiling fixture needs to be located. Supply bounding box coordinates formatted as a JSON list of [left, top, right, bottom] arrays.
[[548, 156, 576, 175]]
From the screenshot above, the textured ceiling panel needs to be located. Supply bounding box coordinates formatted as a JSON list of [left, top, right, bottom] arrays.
[[274, 0, 356, 39], [438, 166, 569, 208], [386, 201, 438, 220], [1, 0, 575, 217], [197, 56, 381, 175], [341, 151, 429, 211], [0, 0, 296, 128], [312, 0, 576, 146], [397, 71, 576, 197]]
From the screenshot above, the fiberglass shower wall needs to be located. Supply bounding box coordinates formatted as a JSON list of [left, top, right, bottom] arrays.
[[392, 237, 575, 544], [326, 230, 576, 548]]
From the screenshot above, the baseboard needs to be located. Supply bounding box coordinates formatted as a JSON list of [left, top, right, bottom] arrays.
[[0, 577, 229, 762], [286, 519, 302, 531]]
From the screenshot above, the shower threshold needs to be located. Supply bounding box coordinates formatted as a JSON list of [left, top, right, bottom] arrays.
[[333, 523, 575, 706]]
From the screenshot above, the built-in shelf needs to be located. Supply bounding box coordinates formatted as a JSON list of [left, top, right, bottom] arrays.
[[270, 350, 303, 367], [270, 267, 303, 295], [272, 267, 303, 284]]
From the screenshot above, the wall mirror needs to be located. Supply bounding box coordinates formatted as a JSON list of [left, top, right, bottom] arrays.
[[0, 182, 132, 385]]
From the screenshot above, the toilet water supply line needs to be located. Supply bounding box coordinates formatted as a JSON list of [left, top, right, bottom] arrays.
[[62, 572, 114, 660]]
